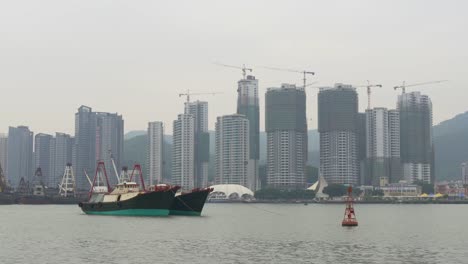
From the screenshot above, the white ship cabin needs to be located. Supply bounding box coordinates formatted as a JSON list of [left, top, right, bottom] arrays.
[[110, 182, 140, 195], [92, 186, 108, 193]]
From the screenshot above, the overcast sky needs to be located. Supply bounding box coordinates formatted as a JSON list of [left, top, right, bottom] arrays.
[[0, 0, 466, 135]]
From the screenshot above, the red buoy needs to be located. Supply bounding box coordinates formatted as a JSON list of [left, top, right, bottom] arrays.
[[342, 186, 358, 227]]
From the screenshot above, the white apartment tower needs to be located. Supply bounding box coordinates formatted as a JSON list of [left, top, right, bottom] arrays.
[[215, 114, 250, 188], [364, 108, 401, 186], [147, 121, 164, 185], [172, 114, 195, 191]]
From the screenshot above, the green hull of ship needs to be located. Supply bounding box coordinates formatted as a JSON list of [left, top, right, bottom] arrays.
[[84, 209, 169, 216]]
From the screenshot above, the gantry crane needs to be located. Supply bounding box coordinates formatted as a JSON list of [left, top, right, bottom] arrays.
[[394, 80, 447, 94], [214, 62, 253, 79], [261, 66, 315, 90], [178, 90, 222, 103]]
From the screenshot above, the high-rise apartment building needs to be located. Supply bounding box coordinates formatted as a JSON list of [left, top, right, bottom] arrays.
[[34, 133, 53, 186], [318, 84, 359, 185], [73, 106, 124, 189], [51, 133, 74, 188], [7, 126, 33, 187], [237, 75, 260, 190], [172, 114, 195, 191], [95, 112, 124, 184], [184, 101, 209, 188], [0, 134, 7, 174], [148, 121, 164, 185], [364, 108, 401, 186], [398, 92, 433, 183], [265, 84, 307, 189], [215, 114, 250, 188]]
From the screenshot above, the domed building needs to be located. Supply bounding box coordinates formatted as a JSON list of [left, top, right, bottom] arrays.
[[208, 184, 255, 202]]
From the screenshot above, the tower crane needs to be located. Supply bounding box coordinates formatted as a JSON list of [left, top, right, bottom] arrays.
[[214, 62, 252, 79], [178, 90, 222, 103], [354, 81, 382, 109], [261, 66, 315, 90], [394, 80, 447, 94]]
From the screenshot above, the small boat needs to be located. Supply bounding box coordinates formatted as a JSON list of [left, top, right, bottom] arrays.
[[79, 162, 179, 216], [169, 187, 213, 216]]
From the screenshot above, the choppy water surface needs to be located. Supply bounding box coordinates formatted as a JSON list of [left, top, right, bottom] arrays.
[[0, 204, 467, 263]]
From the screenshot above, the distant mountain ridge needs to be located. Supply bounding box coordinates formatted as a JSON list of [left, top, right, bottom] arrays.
[[124, 130, 146, 140]]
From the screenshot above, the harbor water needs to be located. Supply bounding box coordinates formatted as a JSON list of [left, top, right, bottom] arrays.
[[0, 203, 466, 263]]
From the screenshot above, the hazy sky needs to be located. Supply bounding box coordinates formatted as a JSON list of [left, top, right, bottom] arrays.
[[0, 0, 466, 135]]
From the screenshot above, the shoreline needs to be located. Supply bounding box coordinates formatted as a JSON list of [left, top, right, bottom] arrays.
[[208, 200, 468, 204]]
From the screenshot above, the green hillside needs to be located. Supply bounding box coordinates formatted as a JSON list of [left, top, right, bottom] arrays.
[[122, 134, 147, 174], [433, 112, 468, 180]]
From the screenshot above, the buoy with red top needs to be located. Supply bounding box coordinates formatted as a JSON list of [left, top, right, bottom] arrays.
[[342, 186, 358, 227]]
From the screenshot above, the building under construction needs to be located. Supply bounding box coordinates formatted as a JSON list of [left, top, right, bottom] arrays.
[[318, 84, 359, 186], [398, 91, 434, 184], [265, 84, 307, 189], [237, 75, 260, 190]]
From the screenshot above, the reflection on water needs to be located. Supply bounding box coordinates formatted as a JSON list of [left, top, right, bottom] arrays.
[[0, 204, 466, 264]]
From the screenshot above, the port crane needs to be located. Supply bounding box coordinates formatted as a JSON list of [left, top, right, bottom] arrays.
[[178, 90, 221, 103], [394, 80, 447, 94], [214, 62, 253, 79], [260, 65, 315, 90]]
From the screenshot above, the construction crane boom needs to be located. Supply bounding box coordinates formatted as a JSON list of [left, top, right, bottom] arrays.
[[260, 65, 315, 89], [214, 62, 252, 79], [178, 90, 222, 103], [353, 81, 382, 109], [394, 80, 447, 94]]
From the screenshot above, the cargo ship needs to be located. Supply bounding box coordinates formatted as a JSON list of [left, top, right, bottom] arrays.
[[169, 187, 213, 216], [14, 166, 84, 205], [79, 162, 179, 216], [0, 164, 14, 205]]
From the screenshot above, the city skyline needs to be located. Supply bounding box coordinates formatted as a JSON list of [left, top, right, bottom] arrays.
[[0, 1, 464, 135]]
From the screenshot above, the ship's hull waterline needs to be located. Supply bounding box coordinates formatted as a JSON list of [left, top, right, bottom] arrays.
[[79, 190, 176, 217]]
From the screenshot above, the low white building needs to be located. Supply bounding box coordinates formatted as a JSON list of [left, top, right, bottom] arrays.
[[208, 184, 255, 202]]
